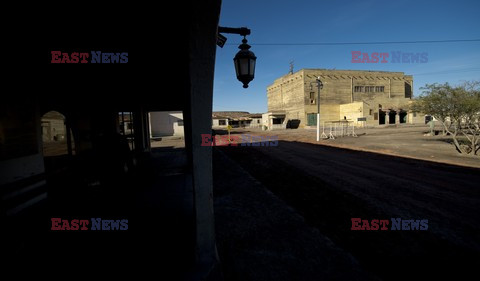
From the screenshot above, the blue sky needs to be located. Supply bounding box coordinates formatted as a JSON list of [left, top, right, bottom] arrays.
[[213, 0, 480, 113]]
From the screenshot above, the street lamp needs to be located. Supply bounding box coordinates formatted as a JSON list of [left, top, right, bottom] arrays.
[[310, 77, 323, 141], [233, 36, 256, 88], [218, 26, 257, 88]]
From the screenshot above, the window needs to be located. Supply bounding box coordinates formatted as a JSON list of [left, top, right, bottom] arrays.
[[374, 113, 379, 120], [354, 86, 363, 92], [308, 92, 316, 105], [177, 120, 184, 126], [413, 112, 417, 117], [273, 118, 283, 124], [375, 86, 385, 92], [257, 120, 260, 123], [219, 120, 226, 126], [405, 82, 412, 98], [365, 86, 375, 92], [369, 109, 373, 115]]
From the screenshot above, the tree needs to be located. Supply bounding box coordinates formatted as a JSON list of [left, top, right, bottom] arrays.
[[410, 81, 480, 155]]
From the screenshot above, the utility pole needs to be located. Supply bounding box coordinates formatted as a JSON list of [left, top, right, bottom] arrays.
[[314, 77, 323, 141]]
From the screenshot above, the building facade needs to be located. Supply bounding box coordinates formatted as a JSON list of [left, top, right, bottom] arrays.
[[267, 69, 424, 127]]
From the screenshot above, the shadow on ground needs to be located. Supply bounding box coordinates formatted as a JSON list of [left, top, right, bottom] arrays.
[[3, 147, 194, 279], [213, 140, 480, 281]]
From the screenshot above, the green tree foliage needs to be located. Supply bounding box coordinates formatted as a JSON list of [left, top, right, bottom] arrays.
[[410, 81, 480, 155]]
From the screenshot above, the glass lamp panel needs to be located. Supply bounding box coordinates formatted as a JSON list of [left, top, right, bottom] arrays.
[[239, 58, 249, 76]]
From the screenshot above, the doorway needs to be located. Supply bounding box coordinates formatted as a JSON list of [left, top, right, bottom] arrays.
[[41, 110, 73, 172], [389, 111, 397, 124], [379, 110, 386, 125], [307, 113, 317, 126], [399, 111, 407, 123]]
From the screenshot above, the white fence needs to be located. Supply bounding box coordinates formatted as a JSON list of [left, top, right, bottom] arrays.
[[321, 121, 358, 139]]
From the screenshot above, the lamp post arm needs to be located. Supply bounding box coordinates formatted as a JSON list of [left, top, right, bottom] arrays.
[[218, 26, 251, 36], [217, 26, 255, 88]]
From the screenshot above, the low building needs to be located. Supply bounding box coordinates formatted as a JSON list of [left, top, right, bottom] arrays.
[[212, 111, 263, 128], [248, 113, 263, 128], [212, 115, 229, 128], [262, 111, 286, 130]]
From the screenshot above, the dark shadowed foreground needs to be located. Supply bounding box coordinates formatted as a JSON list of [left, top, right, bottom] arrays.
[[213, 149, 377, 281], [213, 140, 480, 281]]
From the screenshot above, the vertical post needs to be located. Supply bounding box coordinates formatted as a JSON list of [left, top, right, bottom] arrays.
[[133, 108, 151, 153], [227, 125, 231, 143], [143, 111, 151, 152], [66, 119, 73, 156], [316, 79, 321, 142], [121, 111, 125, 134]]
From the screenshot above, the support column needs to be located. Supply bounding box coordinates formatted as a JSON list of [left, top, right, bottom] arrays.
[[133, 108, 150, 153], [185, 0, 222, 273], [65, 118, 73, 156], [385, 110, 390, 124]]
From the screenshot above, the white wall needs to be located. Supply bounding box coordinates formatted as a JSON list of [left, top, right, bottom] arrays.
[[249, 118, 262, 128], [262, 113, 270, 128], [149, 111, 184, 137], [339, 102, 366, 126]]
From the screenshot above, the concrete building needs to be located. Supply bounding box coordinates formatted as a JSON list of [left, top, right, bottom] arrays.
[[267, 69, 424, 128], [149, 111, 184, 138], [262, 111, 287, 130]]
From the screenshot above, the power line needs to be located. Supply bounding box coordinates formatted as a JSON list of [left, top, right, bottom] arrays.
[[412, 67, 480, 76], [226, 38, 480, 46]]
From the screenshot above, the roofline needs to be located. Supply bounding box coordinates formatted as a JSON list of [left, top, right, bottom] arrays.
[[268, 68, 413, 88]]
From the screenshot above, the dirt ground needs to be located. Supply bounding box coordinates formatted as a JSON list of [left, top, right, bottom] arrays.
[[222, 124, 479, 168], [213, 125, 480, 281], [42, 140, 68, 156]]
